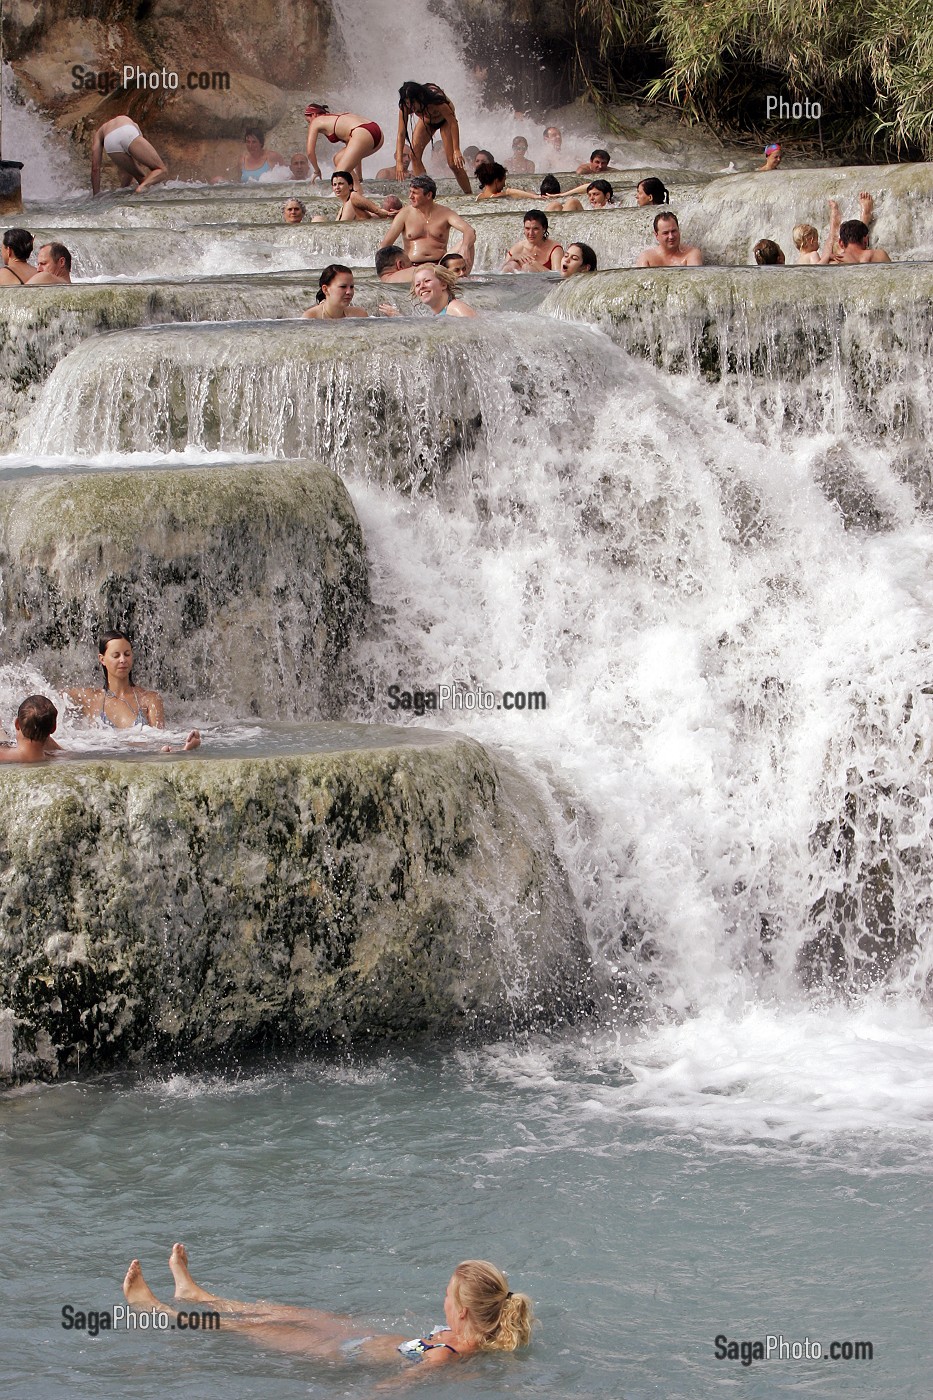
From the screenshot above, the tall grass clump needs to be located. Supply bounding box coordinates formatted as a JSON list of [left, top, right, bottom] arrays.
[[571, 0, 933, 160]]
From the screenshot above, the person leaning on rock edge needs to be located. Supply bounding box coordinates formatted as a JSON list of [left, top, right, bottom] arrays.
[[91, 115, 168, 195]]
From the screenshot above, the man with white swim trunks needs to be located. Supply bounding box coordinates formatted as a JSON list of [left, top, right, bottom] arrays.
[[91, 115, 169, 195]]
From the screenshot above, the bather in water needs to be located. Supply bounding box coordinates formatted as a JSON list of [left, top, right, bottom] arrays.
[[124, 1244, 534, 1371], [67, 631, 200, 750]]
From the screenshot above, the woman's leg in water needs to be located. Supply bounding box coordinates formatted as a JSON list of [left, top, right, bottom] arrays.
[[125, 1252, 365, 1358], [408, 118, 431, 176], [438, 121, 472, 194], [168, 1243, 359, 1330]]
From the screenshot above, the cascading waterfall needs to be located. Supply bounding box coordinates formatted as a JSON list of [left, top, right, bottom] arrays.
[[0, 62, 84, 199], [14, 287, 933, 1018], [16, 318, 616, 489], [542, 267, 933, 456]]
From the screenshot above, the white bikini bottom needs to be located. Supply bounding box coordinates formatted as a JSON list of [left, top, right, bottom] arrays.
[[103, 122, 142, 155]]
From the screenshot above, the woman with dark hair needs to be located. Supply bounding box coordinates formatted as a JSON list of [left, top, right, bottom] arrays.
[[0, 228, 36, 286], [124, 1245, 535, 1368], [67, 632, 200, 749], [329, 170, 393, 223], [304, 102, 384, 187], [539, 176, 582, 213], [635, 177, 670, 206], [585, 179, 615, 208], [508, 135, 535, 174], [239, 127, 284, 182], [560, 242, 598, 276], [475, 162, 527, 201], [395, 82, 471, 194], [302, 264, 369, 320], [503, 210, 563, 272]]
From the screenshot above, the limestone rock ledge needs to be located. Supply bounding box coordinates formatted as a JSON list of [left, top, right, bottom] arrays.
[[0, 735, 592, 1083], [0, 462, 368, 719]]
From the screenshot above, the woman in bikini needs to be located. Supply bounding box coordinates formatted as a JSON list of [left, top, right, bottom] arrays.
[[329, 170, 394, 223], [395, 81, 472, 194], [302, 264, 369, 321], [124, 1244, 534, 1371], [0, 228, 36, 286], [239, 127, 285, 183], [67, 631, 200, 750], [305, 103, 384, 188], [503, 209, 564, 272]]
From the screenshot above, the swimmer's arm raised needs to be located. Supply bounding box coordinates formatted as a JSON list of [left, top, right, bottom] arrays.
[[817, 199, 841, 264]]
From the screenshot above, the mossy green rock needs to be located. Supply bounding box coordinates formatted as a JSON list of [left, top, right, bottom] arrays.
[[0, 462, 368, 717], [0, 736, 591, 1082]]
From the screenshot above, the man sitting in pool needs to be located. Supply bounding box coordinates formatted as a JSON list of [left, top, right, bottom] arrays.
[[635, 212, 704, 267], [0, 695, 62, 763], [576, 148, 616, 175], [28, 242, 73, 284], [379, 175, 476, 272], [123, 1243, 534, 1369], [375, 245, 415, 283]]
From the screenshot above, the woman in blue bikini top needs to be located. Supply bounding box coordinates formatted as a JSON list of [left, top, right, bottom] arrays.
[[66, 631, 200, 750], [123, 1247, 534, 1371], [239, 126, 284, 182]]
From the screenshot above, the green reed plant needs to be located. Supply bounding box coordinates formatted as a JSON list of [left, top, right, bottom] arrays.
[[572, 0, 933, 159]]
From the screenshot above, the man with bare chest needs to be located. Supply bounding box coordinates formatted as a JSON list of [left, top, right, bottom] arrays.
[[636, 212, 704, 267], [379, 175, 476, 272]]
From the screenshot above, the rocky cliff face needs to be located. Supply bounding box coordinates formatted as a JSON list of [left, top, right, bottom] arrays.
[[0, 463, 369, 718], [6, 0, 335, 178], [0, 737, 592, 1082]]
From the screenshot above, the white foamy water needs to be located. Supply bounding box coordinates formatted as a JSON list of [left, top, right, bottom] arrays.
[[342, 351, 933, 1024], [477, 1001, 933, 1163], [1, 62, 84, 199]]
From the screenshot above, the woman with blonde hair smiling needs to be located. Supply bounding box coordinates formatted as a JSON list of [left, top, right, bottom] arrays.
[[410, 262, 476, 317]]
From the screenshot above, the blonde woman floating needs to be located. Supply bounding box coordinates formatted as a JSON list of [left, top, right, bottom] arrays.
[[123, 1244, 534, 1371]]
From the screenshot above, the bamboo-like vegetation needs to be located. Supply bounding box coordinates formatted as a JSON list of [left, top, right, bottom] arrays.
[[572, 0, 933, 159]]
